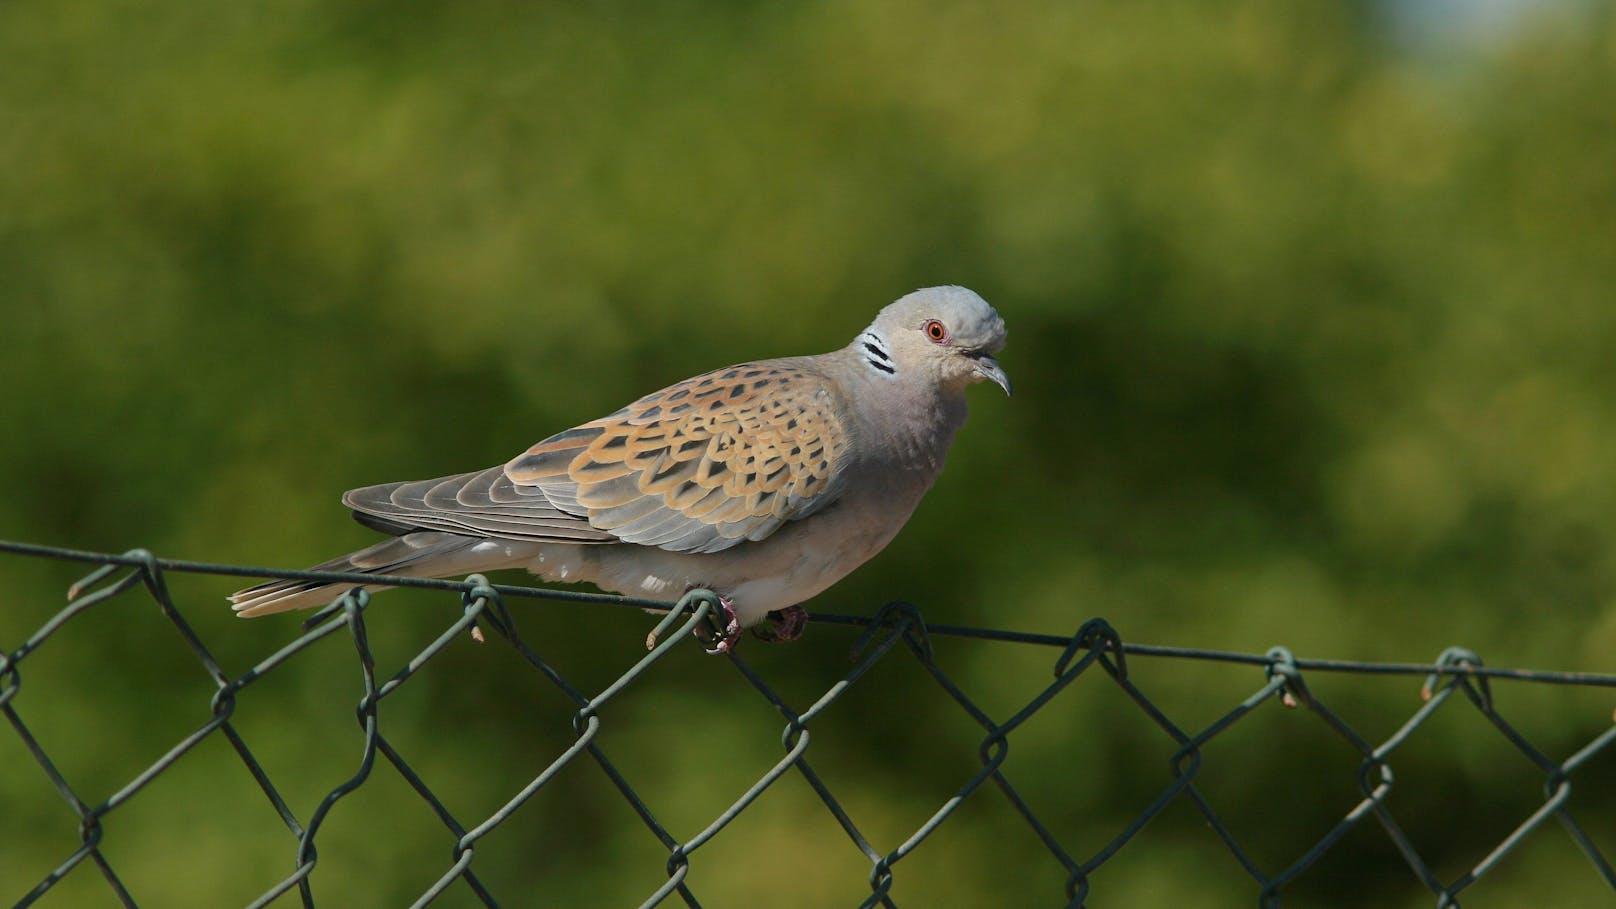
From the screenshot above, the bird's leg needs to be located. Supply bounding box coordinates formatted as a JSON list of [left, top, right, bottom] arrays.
[[751, 605, 809, 643]]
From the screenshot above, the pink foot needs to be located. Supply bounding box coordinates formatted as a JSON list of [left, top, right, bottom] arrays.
[[751, 605, 808, 643], [704, 594, 742, 655]]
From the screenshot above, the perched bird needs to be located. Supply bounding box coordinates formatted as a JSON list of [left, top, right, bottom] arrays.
[[230, 286, 1010, 651]]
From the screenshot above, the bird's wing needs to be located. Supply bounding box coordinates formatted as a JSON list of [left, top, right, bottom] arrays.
[[345, 359, 853, 553]]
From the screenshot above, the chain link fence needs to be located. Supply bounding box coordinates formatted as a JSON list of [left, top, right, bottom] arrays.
[[3, 538, 1615, 908]]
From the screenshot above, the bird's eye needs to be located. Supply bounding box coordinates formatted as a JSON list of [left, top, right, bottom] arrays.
[[923, 319, 950, 344]]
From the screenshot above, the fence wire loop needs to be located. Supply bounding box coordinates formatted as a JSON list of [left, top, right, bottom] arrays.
[[1055, 617, 1125, 680], [1263, 646, 1309, 709], [640, 587, 720, 652], [464, 577, 502, 626], [851, 600, 931, 663], [1424, 646, 1493, 711], [4, 538, 1616, 908]]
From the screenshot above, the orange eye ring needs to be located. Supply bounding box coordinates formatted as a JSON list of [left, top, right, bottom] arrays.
[[923, 319, 950, 344]]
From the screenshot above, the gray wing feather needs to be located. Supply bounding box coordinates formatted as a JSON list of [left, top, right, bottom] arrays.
[[343, 468, 615, 544]]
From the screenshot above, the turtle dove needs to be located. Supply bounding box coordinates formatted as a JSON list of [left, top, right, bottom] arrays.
[[230, 286, 1010, 651]]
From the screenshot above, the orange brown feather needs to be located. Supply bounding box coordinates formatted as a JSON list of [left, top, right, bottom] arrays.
[[498, 360, 850, 553]]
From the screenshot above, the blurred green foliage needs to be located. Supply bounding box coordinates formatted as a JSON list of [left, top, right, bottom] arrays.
[[3, 0, 1615, 906]]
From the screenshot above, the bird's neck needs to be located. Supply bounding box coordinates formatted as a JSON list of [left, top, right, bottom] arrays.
[[860, 383, 968, 476]]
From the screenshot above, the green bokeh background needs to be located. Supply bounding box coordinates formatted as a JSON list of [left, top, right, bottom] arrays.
[[3, 1, 1614, 906]]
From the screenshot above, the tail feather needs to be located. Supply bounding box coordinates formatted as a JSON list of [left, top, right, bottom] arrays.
[[229, 532, 538, 617]]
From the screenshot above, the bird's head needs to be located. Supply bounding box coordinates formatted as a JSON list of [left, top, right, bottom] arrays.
[[857, 286, 1011, 396]]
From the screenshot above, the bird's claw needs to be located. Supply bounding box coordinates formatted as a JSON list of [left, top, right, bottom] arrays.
[[751, 604, 808, 643], [703, 595, 742, 655]]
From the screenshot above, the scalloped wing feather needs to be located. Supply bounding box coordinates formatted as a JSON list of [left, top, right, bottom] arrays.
[[505, 360, 850, 553]]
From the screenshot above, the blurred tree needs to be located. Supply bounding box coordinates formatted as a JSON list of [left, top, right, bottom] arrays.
[[1, 0, 1612, 905]]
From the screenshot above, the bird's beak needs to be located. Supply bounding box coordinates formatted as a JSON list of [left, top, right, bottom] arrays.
[[972, 355, 1012, 397]]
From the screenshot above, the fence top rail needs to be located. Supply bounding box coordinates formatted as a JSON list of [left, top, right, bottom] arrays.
[[3, 537, 1613, 688]]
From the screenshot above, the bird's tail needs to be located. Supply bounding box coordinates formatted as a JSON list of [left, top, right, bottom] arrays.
[[229, 532, 532, 617]]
